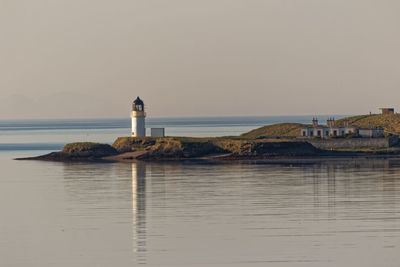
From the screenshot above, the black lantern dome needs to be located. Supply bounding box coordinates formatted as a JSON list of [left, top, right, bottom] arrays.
[[132, 97, 144, 111]]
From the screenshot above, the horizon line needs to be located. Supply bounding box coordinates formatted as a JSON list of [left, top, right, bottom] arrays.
[[0, 114, 360, 122]]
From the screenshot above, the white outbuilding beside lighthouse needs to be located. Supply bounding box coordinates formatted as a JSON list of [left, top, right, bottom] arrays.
[[131, 97, 146, 137]]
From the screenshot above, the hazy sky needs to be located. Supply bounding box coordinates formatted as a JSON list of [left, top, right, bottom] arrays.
[[1, 0, 399, 119]]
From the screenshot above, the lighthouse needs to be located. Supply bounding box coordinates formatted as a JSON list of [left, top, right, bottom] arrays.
[[131, 97, 146, 137]]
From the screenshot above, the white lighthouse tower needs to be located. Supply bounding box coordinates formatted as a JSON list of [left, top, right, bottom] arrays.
[[131, 97, 146, 137]]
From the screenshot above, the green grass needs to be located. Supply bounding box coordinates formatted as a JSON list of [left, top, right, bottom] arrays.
[[241, 123, 306, 139], [335, 114, 400, 135]]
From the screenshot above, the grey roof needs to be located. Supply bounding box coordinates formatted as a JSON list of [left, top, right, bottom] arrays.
[[302, 125, 359, 130]]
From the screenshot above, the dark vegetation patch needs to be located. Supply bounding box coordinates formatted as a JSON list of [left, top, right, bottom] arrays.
[[19, 142, 119, 161], [62, 142, 118, 156]]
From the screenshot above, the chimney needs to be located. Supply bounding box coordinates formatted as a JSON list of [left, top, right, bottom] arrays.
[[312, 117, 318, 127], [327, 117, 335, 128]]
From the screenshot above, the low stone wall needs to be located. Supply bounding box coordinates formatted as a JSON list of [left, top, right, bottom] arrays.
[[304, 136, 399, 149]]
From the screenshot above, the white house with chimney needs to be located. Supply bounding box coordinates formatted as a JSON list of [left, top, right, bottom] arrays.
[[301, 118, 384, 138]]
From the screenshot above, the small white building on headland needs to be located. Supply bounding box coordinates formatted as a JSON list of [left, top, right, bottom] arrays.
[[131, 97, 165, 137], [301, 118, 384, 138], [380, 108, 395, 115]]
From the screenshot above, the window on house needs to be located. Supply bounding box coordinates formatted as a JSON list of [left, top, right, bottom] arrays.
[[310, 131, 314, 136], [333, 130, 337, 136], [317, 130, 321, 136], [303, 131, 306, 136]]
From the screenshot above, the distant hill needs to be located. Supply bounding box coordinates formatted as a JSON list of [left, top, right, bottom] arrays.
[[241, 114, 400, 138], [241, 123, 306, 138]]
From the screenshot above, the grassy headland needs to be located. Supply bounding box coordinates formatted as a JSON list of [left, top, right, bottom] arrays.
[[17, 137, 323, 161]]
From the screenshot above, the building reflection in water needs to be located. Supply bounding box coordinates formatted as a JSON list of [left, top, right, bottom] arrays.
[[131, 162, 147, 264], [302, 159, 400, 218]]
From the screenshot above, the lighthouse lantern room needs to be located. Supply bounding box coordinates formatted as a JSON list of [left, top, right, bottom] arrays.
[[131, 97, 146, 137]]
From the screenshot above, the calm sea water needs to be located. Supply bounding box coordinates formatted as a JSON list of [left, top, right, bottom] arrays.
[[0, 115, 344, 150], [2, 116, 400, 267]]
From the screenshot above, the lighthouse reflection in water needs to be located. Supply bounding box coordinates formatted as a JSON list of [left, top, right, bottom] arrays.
[[131, 162, 147, 264]]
